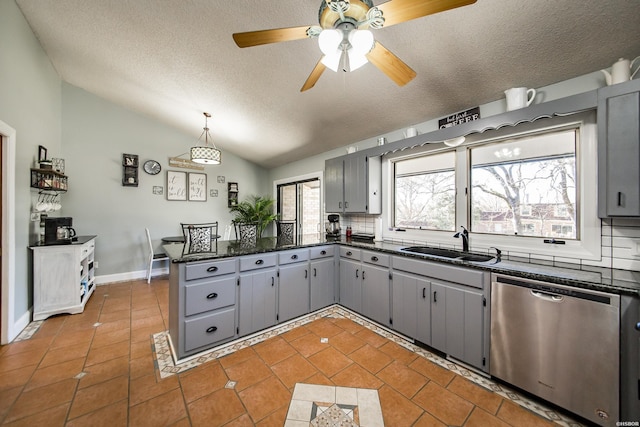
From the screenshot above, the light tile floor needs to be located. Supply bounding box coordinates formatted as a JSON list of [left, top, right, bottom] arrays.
[[0, 278, 583, 426]]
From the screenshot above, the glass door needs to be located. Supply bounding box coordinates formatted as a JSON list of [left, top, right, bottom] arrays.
[[277, 178, 321, 238]]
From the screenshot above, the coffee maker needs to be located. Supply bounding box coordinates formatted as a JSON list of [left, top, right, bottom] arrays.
[[325, 214, 341, 237], [44, 217, 75, 244]]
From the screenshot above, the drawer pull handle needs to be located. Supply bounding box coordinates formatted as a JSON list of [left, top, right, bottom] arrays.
[[255, 259, 264, 265], [355, 269, 359, 278], [371, 256, 379, 262], [206, 266, 218, 272], [313, 268, 317, 277], [618, 192, 623, 206], [320, 250, 327, 255], [346, 251, 352, 256], [271, 277, 275, 286], [433, 291, 437, 303], [206, 292, 218, 299], [291, 254, 298, 260], [422, 287, 426, 299], [206, 326, 218, 333], [305, 269, 308, 279]]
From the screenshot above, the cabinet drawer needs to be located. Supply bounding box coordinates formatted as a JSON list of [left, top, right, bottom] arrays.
[[185, 276, 236, 316], [393, 256, 485, 289], [362, 250, 389, 267], [278, 249, 309, 265], [340, 247, 361, 260], [310, 246, 335, 259], [240, 253, 277, 272], [80, 240, 95, 258], [184, 307, 235, 352], [185, 258, 236, 281]]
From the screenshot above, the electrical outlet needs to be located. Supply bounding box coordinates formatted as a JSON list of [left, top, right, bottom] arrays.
[[94, 261, 99, 269], [30, 212, 40, 222]]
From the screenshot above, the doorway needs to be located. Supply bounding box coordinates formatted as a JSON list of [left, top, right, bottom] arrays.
[[276, 175, 322, 238], [0, 120, 16, 344]]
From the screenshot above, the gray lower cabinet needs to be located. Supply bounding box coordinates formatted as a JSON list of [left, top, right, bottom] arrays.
[[597, 78, 640, 217], [310, 246, 336, 311], [431, 281, 485, 369], [169, 258, 237, 359], [339, 247, 362, 311], [391, 271, 431, 345], [278, 249, 310, 323], [238, 253, 277, 336], [392, 255, 489, 371], [361, 251, 390, 327]]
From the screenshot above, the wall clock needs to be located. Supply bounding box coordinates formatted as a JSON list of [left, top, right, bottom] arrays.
[[143, 160, 161, 175]]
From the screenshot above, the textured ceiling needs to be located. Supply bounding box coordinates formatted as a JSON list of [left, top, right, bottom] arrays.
[[15, 0, 640, 168]]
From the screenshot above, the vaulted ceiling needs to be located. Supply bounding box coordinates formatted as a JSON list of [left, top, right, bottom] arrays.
[[16, 0, 640, 168]]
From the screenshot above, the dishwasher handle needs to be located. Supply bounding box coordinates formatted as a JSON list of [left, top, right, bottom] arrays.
[[531, 289, 564, 302]]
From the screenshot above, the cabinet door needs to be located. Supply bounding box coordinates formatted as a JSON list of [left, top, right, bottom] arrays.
[[431, 281, 484, 369], [278, 262, 310, 323], [392, 271, 430, 345], [325, 157, 344, 213], [362, 264, 390, 327], [33, 248, 78, 314], [339, 258, 362, 312], [344, 156, 367, 213], [238, 269, 277, 336], [598, 80, 640, 217], [311, 257, 335, 311]]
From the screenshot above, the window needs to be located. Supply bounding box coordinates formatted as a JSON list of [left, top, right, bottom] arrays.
[[394, 152, 455, 231], [470, 130, 577, 239], [385, 112, 599, 260], [276, 176, 321, 237]]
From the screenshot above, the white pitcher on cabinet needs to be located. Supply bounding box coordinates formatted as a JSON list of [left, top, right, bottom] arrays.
[[601, 57, 640, 85]]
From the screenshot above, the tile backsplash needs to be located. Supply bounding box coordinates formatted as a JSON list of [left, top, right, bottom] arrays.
[[340, 214, 640, 272]]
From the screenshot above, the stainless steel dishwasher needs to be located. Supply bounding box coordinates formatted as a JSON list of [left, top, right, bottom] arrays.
[[490, 274, 620, 426]]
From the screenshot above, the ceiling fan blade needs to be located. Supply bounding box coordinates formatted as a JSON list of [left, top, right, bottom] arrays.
[[376, 0, 477, 28], [301, 58, 327, 92], [366, 41, 416, 86], [233, 26, 312, 48]]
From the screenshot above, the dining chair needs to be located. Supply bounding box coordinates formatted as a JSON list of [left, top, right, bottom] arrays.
[[276, 220, 296, 245], [181, 222, 219, 253], [145, 228, 169, 284]]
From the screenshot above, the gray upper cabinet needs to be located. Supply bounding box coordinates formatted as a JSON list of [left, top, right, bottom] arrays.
[[598, 79, 640, 217], [324, 155, 382, 214], [325, 157, 344, 213]]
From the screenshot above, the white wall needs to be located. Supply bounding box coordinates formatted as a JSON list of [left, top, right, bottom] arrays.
[[61, 84, 270, 277], [0, 0, 63, 323]]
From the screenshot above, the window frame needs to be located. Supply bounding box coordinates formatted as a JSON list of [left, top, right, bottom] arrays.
[[382, 111, 600, 261]]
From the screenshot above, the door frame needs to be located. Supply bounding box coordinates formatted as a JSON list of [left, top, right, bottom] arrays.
[[272, 171, 323, 235], [0, 120, 16, 344]]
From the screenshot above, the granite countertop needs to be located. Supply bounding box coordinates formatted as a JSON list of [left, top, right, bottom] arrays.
[[165, 234, 640, 297], [29, 235, 97, 248]]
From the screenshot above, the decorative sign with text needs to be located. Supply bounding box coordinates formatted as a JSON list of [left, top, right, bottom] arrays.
[[438, 107, 481, 129]]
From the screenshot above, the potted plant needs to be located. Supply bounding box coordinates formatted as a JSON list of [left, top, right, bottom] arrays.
[[229, 194, 278, 239]]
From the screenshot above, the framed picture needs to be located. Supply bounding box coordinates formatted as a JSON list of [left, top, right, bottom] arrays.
[[152, 186, 163, 195], [210, 189, 218, 197], [188, 172, 207, 201], [38, 145, 47, 162], [166, 171, 187, 201], [122, 153, 138, 167], [217, 176, 225, 183]]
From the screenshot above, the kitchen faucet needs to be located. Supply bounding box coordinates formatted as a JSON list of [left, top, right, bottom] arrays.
[[453, 226, 469, 252]]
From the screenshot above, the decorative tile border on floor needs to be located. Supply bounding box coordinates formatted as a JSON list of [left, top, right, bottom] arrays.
[[285, 383, 383, 427], [12, 320, 43, 341], [151, 304, 582, 427]]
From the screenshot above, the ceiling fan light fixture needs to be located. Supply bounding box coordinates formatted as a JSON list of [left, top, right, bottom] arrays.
[[348, 29, 374, 55], [318, 29, 342, 55], [190, 112, 221, 165], [321, 52, 342, 72], [347, 50, 368, 71]]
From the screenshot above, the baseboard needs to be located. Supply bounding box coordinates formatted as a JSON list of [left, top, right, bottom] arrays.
[[9, 308, 32, 343], [95, 267, 169, 285]]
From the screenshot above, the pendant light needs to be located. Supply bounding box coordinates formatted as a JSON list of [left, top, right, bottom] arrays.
[[190, 112, 221, 165]]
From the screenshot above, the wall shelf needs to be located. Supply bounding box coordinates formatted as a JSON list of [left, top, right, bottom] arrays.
[[30, 168, 68, 192]]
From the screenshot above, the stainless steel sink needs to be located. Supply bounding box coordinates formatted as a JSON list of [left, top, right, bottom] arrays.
[[400, 246, 495, 263]]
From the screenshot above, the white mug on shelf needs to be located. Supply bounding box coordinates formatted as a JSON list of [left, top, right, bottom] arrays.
[[504, 87, 536, 111]]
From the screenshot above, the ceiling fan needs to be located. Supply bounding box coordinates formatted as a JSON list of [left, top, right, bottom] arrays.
[[233, 0, 477, 92]]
